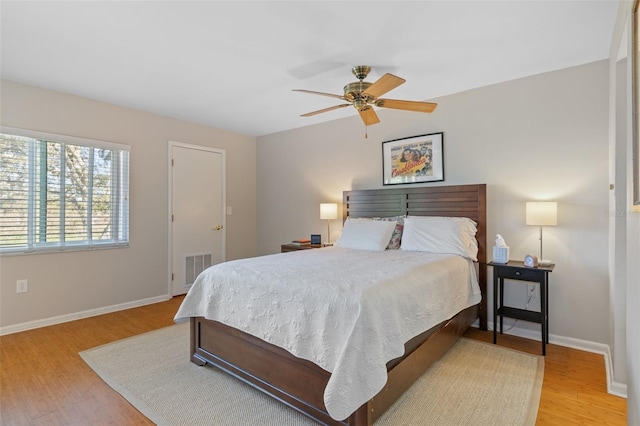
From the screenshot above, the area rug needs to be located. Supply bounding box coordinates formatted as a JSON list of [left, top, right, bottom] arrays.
[[80, 323, 544, 425]]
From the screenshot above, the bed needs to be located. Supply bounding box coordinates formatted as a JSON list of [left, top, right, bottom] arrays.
[[174, 184, 487, 426]]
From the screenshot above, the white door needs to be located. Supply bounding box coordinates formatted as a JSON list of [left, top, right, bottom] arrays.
[[170, 143, 225, 296]]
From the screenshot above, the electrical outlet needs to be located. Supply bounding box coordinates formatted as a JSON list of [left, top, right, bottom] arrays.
[[16, 279, 28, 293], [527, 283, 539, 298]]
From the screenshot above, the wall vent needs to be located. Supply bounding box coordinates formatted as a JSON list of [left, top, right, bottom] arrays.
[[185, 253, 212, 286]]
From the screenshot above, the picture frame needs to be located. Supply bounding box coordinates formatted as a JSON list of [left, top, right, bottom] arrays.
[[310, 234, 321, 245], [634, 1, 640, 208], [382, 132, 444, 186]]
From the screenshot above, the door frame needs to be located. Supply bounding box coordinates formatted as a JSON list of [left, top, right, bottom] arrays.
[[167, 141, 226, 297]]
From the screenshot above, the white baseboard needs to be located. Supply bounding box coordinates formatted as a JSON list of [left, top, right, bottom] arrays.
[[0, 294, 172, 336], [486, 320, 628, 399]]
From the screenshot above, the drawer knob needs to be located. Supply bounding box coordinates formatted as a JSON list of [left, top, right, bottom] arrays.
[[515, 271, 521, 276]]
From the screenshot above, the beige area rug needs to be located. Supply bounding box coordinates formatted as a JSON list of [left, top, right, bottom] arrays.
[[80, 323, 544, 426]]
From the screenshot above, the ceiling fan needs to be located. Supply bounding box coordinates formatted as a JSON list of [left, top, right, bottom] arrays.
[[293, 65, 437, 126]]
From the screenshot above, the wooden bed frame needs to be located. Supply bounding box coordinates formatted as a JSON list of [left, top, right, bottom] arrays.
[[189, 184, 487, 425]]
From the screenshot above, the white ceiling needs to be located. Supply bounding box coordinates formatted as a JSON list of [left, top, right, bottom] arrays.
[[1, 1, 618, 137]]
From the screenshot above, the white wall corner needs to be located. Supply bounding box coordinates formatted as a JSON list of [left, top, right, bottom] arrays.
[[553, 335, 628, 399], [487, 321, 628, 399]]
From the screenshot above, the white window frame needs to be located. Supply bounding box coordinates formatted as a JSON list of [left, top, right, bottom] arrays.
[[0, 127, 130, 255]]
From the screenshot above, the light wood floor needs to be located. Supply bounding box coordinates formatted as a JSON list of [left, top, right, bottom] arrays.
[[464, 328, 627, 425], [0, 296, 627, 425]]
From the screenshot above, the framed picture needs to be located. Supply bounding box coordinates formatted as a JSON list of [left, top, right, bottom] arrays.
[[382, 132, 444, 185], [310, 234, 321, 245], [634, 1, 640, 208]]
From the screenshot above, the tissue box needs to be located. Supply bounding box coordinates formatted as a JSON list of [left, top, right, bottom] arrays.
[[492, 246, 509, 264]]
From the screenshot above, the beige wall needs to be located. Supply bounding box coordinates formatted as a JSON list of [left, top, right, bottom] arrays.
[[0, 80, 257, 329], [610, 0, 639, 420], [257, 61, 611, 346]]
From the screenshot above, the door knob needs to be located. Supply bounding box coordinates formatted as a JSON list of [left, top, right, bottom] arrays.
[[213, 225, 223, 231]]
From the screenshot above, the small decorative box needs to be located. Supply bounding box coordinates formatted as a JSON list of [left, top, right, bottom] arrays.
[[492, 246, 509, 264]]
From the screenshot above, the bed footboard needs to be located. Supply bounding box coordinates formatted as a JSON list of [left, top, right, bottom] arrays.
[[190, 304, 477, 426], [191, 316, 344, 425]]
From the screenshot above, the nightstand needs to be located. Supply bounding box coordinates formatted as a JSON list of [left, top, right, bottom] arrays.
[[488, 260, 554, 355], [281, 244, 322, 253]]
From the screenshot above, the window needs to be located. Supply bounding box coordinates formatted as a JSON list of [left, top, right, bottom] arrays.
[[0, 127, 129, 254]]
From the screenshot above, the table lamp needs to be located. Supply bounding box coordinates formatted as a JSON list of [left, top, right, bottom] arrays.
[[320, 203, 338, 245], [526, 201, 557, 266]]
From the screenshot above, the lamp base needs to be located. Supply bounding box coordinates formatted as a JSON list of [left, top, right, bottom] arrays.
[[539, 259, 552, 266]]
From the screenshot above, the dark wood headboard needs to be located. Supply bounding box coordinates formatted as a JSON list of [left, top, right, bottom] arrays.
[[343, 184, 487, 330]]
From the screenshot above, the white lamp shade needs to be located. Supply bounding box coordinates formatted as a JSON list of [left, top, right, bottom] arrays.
[[526, 201, 558, 226], [320, 203, 338, 220]]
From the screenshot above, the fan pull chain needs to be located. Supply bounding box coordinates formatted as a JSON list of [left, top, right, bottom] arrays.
[[365, 125, 368, 139]]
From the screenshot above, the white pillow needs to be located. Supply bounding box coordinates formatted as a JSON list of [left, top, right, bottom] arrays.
[[335, 218, 397, 251], [400, 216, 478, 260]]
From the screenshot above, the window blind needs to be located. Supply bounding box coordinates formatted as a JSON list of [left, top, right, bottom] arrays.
[[0, 128, 129, 254]]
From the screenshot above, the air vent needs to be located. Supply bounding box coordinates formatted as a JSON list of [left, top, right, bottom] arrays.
[[185, 253, 212, 286]]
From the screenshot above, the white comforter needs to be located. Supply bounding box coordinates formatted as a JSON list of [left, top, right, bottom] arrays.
[[174, 246, 481, 421]]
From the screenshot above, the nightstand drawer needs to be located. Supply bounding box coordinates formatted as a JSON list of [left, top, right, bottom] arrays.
[[495, 266, 542, 281]]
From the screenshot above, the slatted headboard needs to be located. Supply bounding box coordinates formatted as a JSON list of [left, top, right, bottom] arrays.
[[343, 184, 487, 330]]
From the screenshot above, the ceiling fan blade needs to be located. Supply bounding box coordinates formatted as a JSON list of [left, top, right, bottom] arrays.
[[362, 73, 405, 99], [292, 89, 346, 100], [359, 107, 380, 126], [375, 98, 438, 113], [301, 104, 351, 117]]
